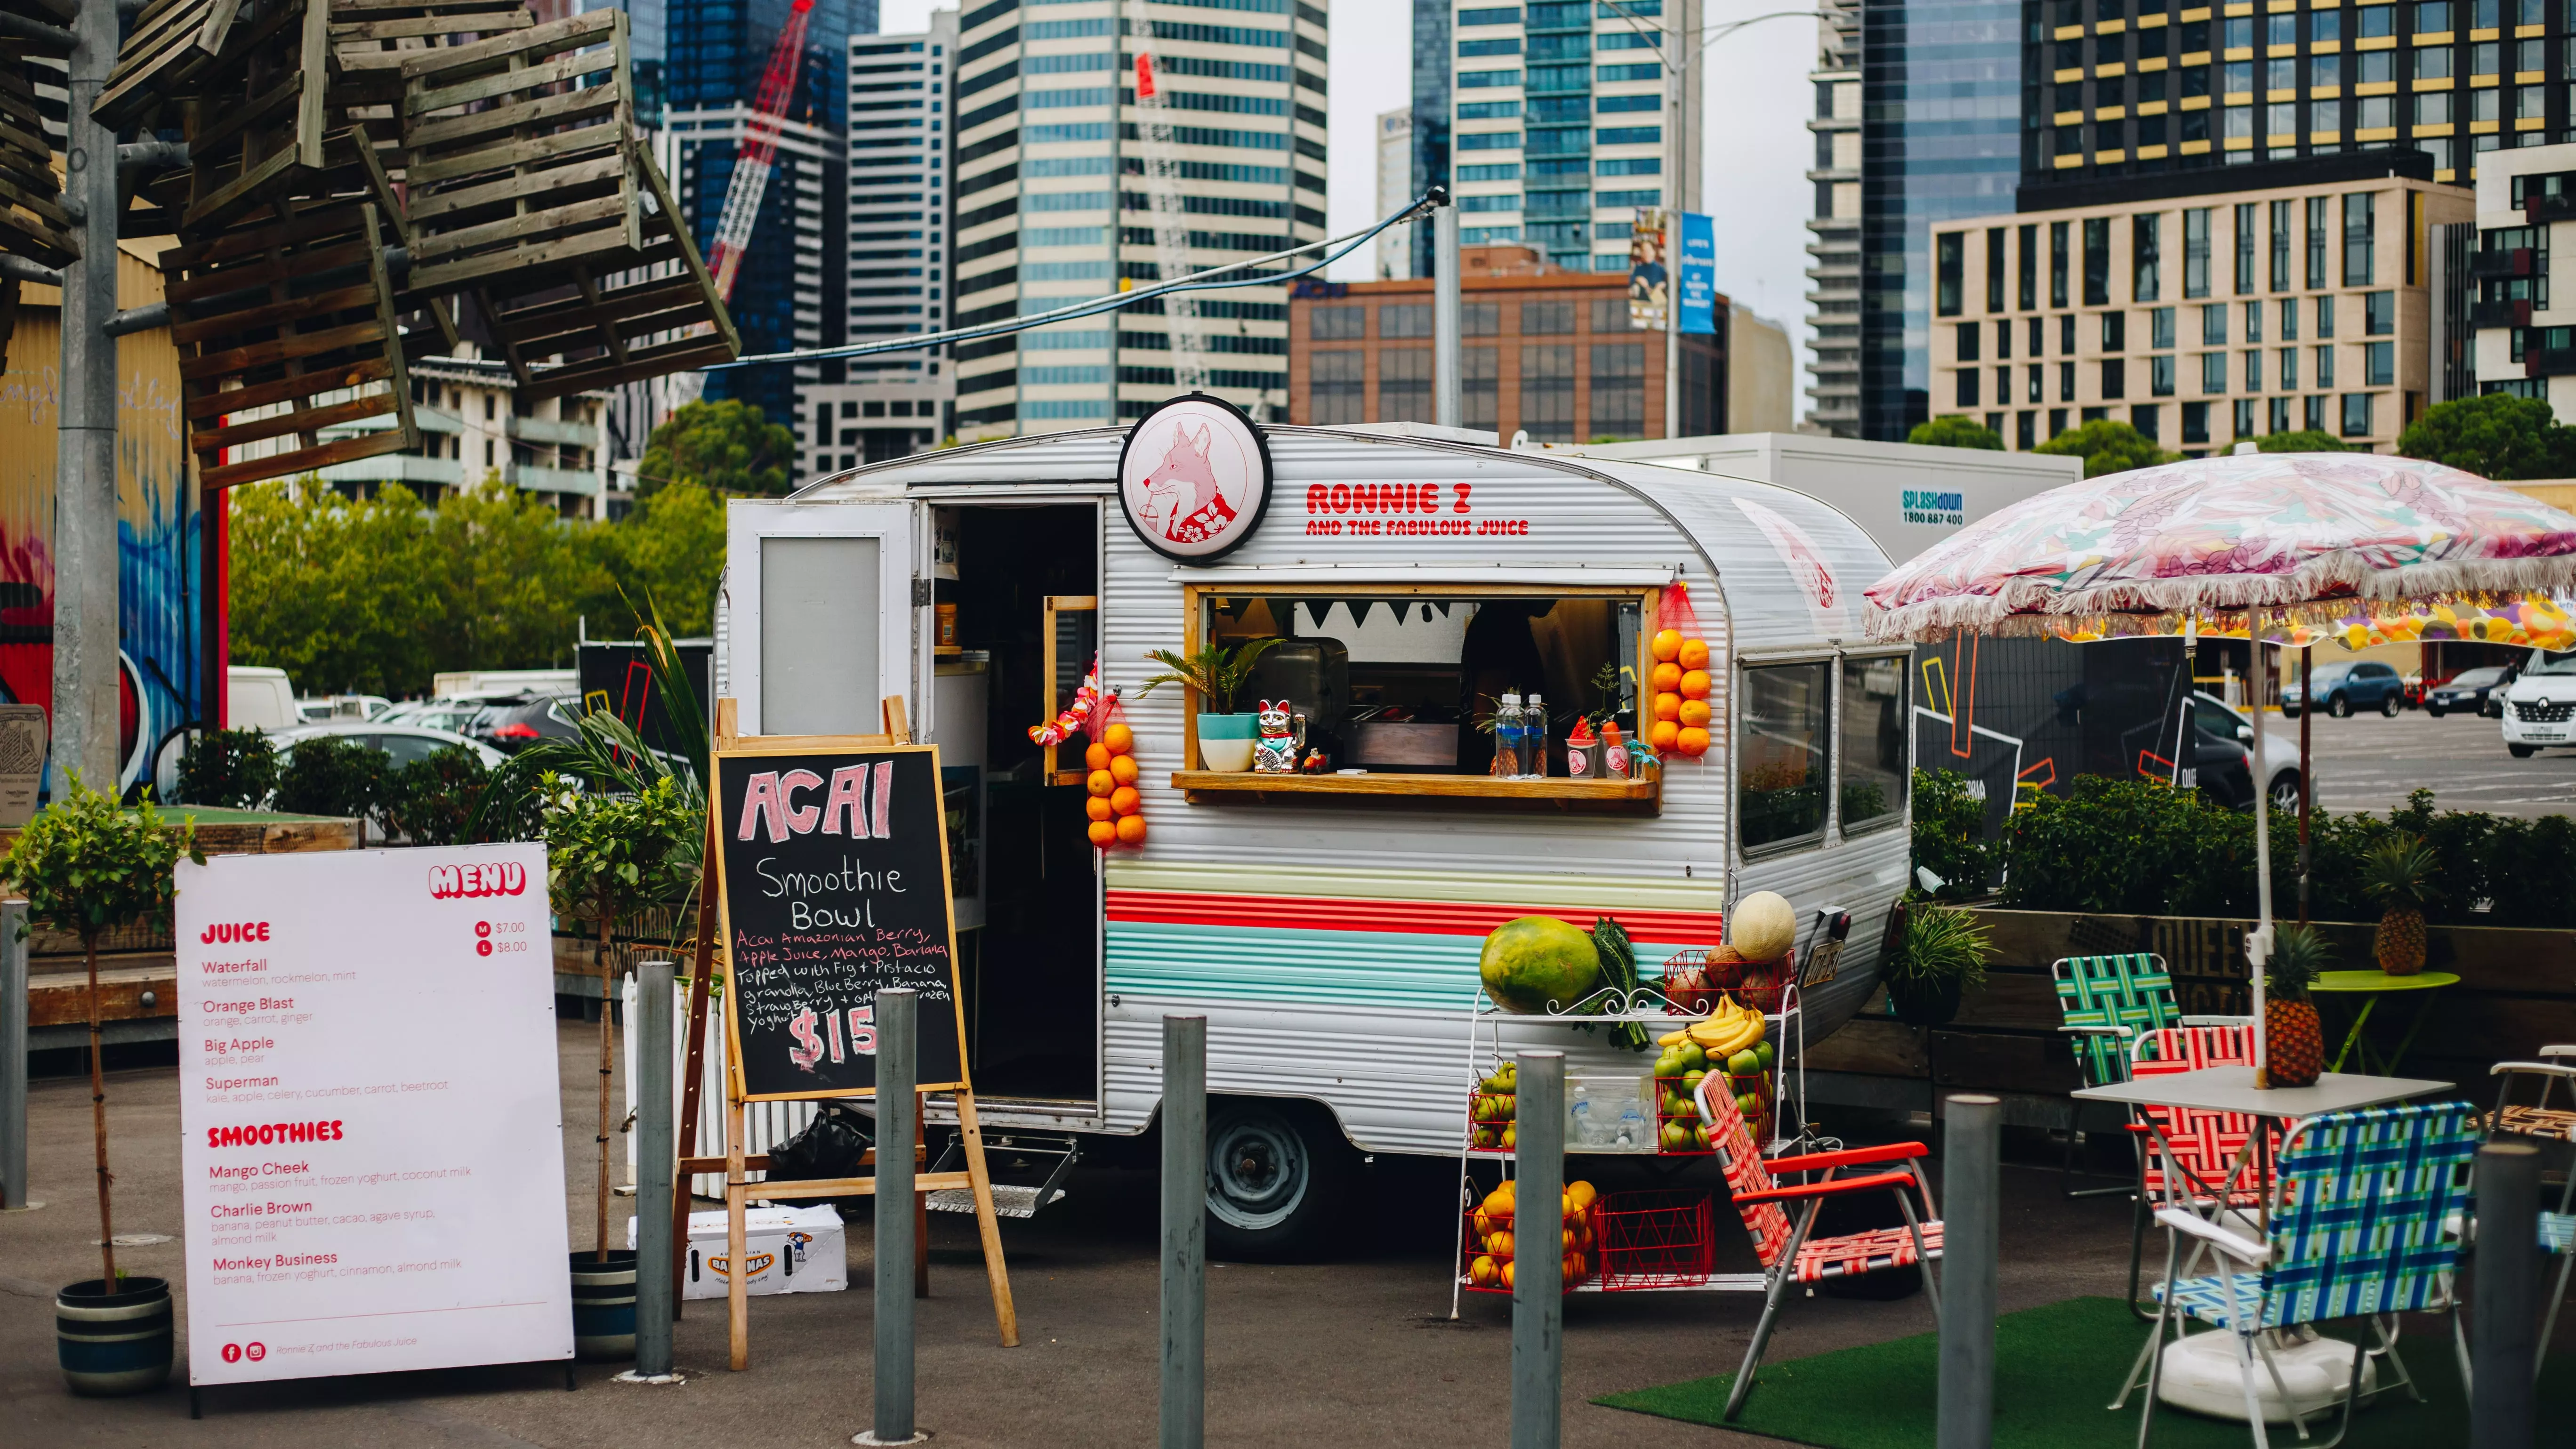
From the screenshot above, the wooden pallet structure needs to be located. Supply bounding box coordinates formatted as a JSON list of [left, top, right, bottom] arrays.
[[396, 7, 736, 396], [91, 0, 245, 131], [0, 18, 76, 266], [163, 198, 418, 490]]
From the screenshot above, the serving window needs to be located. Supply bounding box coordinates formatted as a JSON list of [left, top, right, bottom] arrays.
[[1173, 584, 1657, 806]]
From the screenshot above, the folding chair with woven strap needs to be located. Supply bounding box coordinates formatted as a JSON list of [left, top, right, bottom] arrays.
[[2106, 1025, 2283, 1320], [1694, 1076, 1943, 1422], [2052, 954, 2248, 1199], [2486, 1044, 2576, 1364], [2115, 1100, 2480, 1449]]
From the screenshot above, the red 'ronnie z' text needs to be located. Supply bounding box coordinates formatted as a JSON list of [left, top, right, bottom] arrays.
[[207, 1119, 345, 1148], [737, 762, 895, 844], [428, 861, 528, 899]]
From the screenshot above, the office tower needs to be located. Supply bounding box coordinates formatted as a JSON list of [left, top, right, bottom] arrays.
[[1444, 0, 1703, 276], [950, 0, 1329, 440], [666, 0, 876, 481], [1412, 0, 1452, 279], [1804, 0, 1860, 435], [805, 15, 960, 475], [1927, 160, 2467, 455], [2468, 142, 2576, 412], [1857, 0, 2022, 442], [1378, 108, 1416, 279]]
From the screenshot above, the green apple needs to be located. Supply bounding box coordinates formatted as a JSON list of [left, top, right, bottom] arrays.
[[1737, 1093, 1761, 1116], [1659, 1121, 1695, 1152], [1681, 1068, 1707, 1094], [1754, 1040, 1775, 1070], [1677, 1043, 1708, 1071]]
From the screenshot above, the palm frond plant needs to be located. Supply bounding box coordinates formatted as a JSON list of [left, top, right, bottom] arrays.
[[1136, 636, 1283, 716], [2, 774, 201, 1285]]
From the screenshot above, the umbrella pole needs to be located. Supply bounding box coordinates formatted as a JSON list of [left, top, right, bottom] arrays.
[[2297, 646, 2313, 926], [2251, 638, 2274, 1087]]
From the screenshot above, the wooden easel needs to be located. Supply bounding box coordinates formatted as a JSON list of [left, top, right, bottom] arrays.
[[678, 697, 1020, 1371]]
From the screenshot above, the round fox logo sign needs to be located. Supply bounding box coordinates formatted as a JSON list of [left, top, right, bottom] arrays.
[[1117, 394, 1272, 563]]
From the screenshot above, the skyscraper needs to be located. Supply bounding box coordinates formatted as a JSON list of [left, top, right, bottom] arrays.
[[1377, 108, 1415, 279], [949, 0, 1328, 439], [1411, 0, 1452, 280], [1443, 0, 1702, 276], [1803, 0, 1860, 435], [804, 14, 960, 475], [665, 0, 877, 479]]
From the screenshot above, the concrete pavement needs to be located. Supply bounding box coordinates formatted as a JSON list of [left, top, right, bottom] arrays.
[[1, 1021, 2147, 1447]]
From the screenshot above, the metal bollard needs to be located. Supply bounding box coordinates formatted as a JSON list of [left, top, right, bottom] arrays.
[[2471, 1140, 2538, 1447], [1, 901, 27, 1211], [1511, 1050, 1565, 1449], [1160, 1015, 1207, 1449], [632, 960, 676, 1377], [861, 989, 921, 1446], [1938, 1094, 2000, 1449]]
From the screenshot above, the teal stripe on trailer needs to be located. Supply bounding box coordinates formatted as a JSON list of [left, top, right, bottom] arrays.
[[1105, 920, 1699, 1010]]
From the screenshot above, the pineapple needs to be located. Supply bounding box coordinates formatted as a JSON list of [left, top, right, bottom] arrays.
[[2264, 925, 2330, 1088], [2361, 837, 2440, 977]]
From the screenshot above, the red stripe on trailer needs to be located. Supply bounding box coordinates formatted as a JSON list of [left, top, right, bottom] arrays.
[[1106, 889, 1724, 944]]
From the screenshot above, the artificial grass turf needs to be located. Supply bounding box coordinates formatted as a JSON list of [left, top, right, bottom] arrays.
[[1594, 1295, 2576, 1448]]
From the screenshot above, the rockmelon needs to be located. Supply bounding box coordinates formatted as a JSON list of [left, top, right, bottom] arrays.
[[1731, 890, 1797, 962]]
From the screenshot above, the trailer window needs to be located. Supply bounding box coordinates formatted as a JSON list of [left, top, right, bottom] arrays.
[[1739, 662, 1830, 853], [1839, 654, 1908, 834], [1191, 589, 1647, 783]]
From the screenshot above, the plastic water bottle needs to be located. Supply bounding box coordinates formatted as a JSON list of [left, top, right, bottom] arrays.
[[1523, 694, 1548, 778], [1568, 1080, 1596, 1145], [1493, 693, 1523, 777], [1615, 1094, 1648, 1151]]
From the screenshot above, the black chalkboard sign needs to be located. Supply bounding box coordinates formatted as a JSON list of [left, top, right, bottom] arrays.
[[714, 742, 969, 1101]]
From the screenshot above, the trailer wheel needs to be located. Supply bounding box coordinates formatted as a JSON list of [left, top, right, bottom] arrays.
[[1203, 1099, 1353, 1261]]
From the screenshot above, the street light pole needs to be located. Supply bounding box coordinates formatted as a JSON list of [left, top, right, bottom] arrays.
[[55, 0, 122, 792], [1664, 0, 1685, 437]]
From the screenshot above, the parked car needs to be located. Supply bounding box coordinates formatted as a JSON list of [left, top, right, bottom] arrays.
[[2188, 692, 2303, 813], [2280, 659, 2407, 718], [269, 721, 506, 771], [296, 694, 394, 723], [2423, 667, 2510, 718], [2500, 649, 2576, 757], [465, 693, 581, 754], [226, 666, 299, 731], [381, 693, 517, 734]]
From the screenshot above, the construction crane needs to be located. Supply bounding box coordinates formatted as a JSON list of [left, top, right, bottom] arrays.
[[665, 0, 813, 407], [1124, 0, 1208, 394], [708, 0, 815, 299]]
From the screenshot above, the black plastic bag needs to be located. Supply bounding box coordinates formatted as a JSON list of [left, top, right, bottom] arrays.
[[765, 1101, 873, 1181]]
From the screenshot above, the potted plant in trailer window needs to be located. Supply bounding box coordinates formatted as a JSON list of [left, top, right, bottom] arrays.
[[539, 770, 702, 1361], [3, 773, 200, 1395], [1140, 637, 1282, 772]]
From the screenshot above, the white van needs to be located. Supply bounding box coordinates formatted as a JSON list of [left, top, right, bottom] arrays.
[[715, 418, 1911, 1254], [225, 666, 300, 732], [2500, 648, 2576, 756]]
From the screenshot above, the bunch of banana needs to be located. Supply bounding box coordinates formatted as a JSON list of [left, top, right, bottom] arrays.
[[1657, 995, 1766, 1058]]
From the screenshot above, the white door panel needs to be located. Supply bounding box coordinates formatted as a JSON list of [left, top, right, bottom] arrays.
[[725, 501, 917, 736]]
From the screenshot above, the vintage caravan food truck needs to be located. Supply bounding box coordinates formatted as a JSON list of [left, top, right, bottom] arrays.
[[716, 402, 1912, 1256]]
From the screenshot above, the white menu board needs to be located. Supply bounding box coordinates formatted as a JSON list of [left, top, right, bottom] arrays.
[[175, 844, 572, 1385]]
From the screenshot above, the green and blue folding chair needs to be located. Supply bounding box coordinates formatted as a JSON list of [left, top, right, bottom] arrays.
[[2115, 1099, 2480, 1449], [2052, 953, 2248, 1198]]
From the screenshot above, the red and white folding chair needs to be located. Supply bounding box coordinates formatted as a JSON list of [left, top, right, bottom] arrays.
[[2118, 1025, 2282, 1315], [1695, 1076, 1943, 1421]]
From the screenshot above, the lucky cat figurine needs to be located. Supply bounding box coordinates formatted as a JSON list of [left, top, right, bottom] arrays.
[[1253, 698, 1306, 773]]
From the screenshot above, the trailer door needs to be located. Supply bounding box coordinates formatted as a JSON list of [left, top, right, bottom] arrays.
[[725, 500, 920, 737]]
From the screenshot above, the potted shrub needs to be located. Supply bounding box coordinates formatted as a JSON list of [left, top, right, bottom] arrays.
[[175, 726, 278, 809], [539, 772, 701, 1360], [1140, 637, 1281, 772], [3, 773, 199, 1394], [1881, 900, 1993, 1029]]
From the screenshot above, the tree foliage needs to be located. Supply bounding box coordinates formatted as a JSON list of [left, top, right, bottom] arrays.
[[2395, 392, 2576, 479], [229, 477, 732, 695], [177, 727, 279, 808], [1908, 416, 2004, 450], [637, 399, 797, 499], [2034, 419, 2179, 477], [541, 773, 703, 934], [2246, 429, 2346, 453], [2, 772, 200, 946]]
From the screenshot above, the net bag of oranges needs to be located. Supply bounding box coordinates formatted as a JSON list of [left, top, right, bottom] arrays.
[[1647, 582, 1712, 761], [1082, 690, 1148, 850]]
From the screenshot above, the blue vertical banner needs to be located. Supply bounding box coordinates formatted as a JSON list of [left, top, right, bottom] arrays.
[[1677, 212, 1716, 335]]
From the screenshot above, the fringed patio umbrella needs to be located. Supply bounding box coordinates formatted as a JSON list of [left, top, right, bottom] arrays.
[[1863, 450, 2576, 1085]]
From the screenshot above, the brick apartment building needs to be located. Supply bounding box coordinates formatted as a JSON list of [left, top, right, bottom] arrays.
[[1287, 245, 1729, 440]]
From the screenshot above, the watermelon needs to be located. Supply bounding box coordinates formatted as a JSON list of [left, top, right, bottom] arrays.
[[1480, 916, 1603, 1014]]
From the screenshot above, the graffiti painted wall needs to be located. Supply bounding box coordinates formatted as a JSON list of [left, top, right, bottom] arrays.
[[0, 241, 202, 796], [1912, 632, 2203, 837]]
